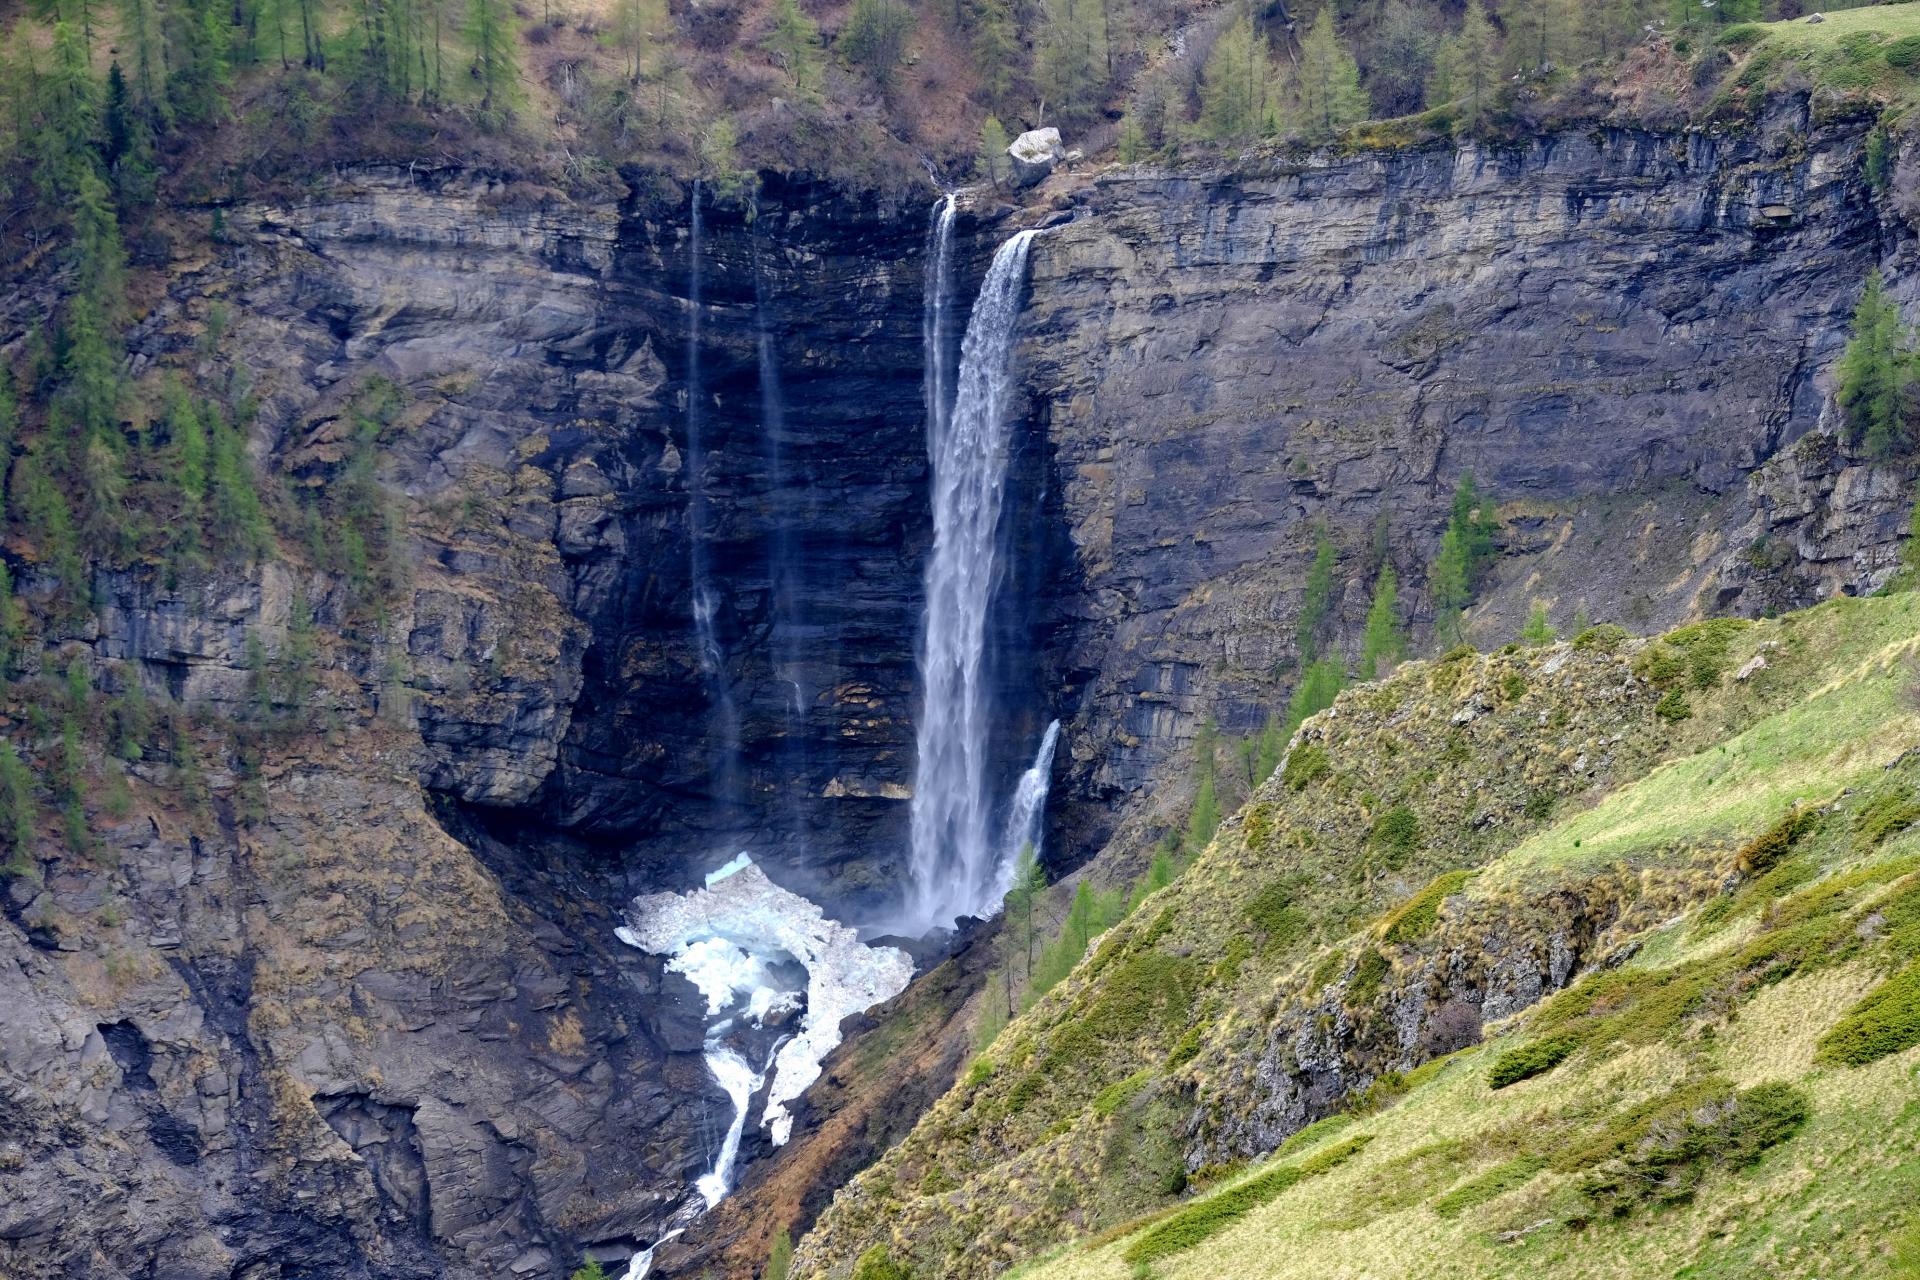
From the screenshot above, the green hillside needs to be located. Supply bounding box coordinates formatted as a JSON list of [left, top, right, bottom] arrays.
[[793, 593, 1920, 1279]]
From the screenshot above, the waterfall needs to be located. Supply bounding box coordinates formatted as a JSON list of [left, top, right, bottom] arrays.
[[694, 1037, 784, 1208], [923, 194, 958, 449], [753, 223, 807, 769], [686, 178, 743, 806], [905, 226, 1043, 934], [992, 719, 1061, 903]]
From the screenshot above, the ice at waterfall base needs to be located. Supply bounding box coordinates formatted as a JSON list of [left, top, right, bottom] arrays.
[[616, 854, 914, 1147]]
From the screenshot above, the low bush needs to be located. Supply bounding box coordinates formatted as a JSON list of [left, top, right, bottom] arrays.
[[1579, 1080, 1809, 1216], [1121, 1135, 1372, 1264], [1890, 33, 1920, 69], [852, 1245, 911, 1280], [1655, 689, 1692, 722], [1854, 790, 1920, 851], [1349, 948, 1391, 1004], [1093, 1070, 1155, 1117], [1246, 879, 1309, 953], [1736, 805, 1821, 874], [1572, 623, 1629, 652], [1379, 870, 1473, 945], [1282, 744, 1330, 791], [1370, 805, 1421, 866], [1488, 1033, 1580, 1089], [1431, 1153, 1549, 1217], [1816, 961, 1920, 1066]]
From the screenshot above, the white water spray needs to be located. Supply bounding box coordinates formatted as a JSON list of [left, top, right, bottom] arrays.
[[904, 226, 1043, 934]]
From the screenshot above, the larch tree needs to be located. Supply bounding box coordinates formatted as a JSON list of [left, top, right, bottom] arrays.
[[1196, 11, 1268, 141], [466, 0, 520, 121], [1359, 561, 1403, 680], [977, 115, 1010, 185], [1036, 0, 1104, 125], [1292, 6, 1366, 140], [1433, 0, 1499, 130], [1837, 270, 1915, 459], [764, 0, 823, 94]]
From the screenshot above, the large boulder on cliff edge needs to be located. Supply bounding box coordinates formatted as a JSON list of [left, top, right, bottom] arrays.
[[1008, 128, 1064, 189]]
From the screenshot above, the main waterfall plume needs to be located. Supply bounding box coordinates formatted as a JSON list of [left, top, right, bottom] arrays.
[[904, 224, 1043, 934]]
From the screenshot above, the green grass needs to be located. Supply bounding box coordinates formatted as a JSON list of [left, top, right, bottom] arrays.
[[1724, 4, 1920, 108], [1487, 598, 1920, 889], [1119, 1136, 1372, 1265]]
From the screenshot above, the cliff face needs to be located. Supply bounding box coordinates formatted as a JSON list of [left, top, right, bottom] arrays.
[[1024, 102, 1910, 854], [1, 98, 1915, 1280]]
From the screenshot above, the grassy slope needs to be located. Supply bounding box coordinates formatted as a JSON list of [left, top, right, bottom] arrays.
[[794, 594, 1920, 1279]]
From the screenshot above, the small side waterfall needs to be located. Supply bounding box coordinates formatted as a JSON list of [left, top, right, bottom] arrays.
[[753, 221, 807, 793], [905, 226, 1044, 934], [993, 719, 1061, 901], [693, 1037, 784, 1208], [923, 194, 958, 448], [686, 178, 743, 808]]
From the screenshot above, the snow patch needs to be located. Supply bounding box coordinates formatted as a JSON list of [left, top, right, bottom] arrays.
[[620, 857, 914, 1146]]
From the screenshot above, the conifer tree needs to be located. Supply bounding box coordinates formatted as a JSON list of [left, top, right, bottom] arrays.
[[1433, 0, 1499, 130], [969, 0, 1017, 112], [840, 0, 912, 87], [1036, 0, 1103, 125], [765, 1228, 795, 1280], [1295, 525, 1336, 659], [1196, 10, 1267, 141], [977, 115, 1010, 186], [764, 0, 823, 94], [1359, 561, 1402, 680], [0, 741, 37, 877], [1284, 657, 1344, 736], [1837, 270, 1915, 459], [467, 0, 520, 120], [1292, 7, 1366, 140], [1521, 600, 1555, 645]]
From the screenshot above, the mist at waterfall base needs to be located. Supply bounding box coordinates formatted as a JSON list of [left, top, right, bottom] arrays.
[[902, 217, 1054, 937]]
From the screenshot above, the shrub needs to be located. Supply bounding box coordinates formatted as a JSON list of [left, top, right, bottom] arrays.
[[1165, 1026, 1203, 1068], [852, 1245, 910, 1280], [1816, 961, 1920, 1066], [1370, 805, 1421, 866], [1282, 743, 1330, 791], [1573, 623, 1629, 652], [1349, 947, 1391, 1004], [1890, 33, 1920, 69], [1093, 1069, 1154, 1116], [570, 1263, 608, 1280], [1379, 870, 1473, 945], [1655, 689, 1692, 722], [1854, 790, 1920, 851], [1432, 1153, 1549, 1217], [1715, 22, 1764, 49], [1736, 805, 1821, 874], [1246, 879, 1309, 953], [1487, 1032, 1579, 1088], [1636, 643, 1687, 688], [1524, 789, 1554, 822], [1121, 1135, 1372, 1263], [1580, 1080, 1809, 1216]]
